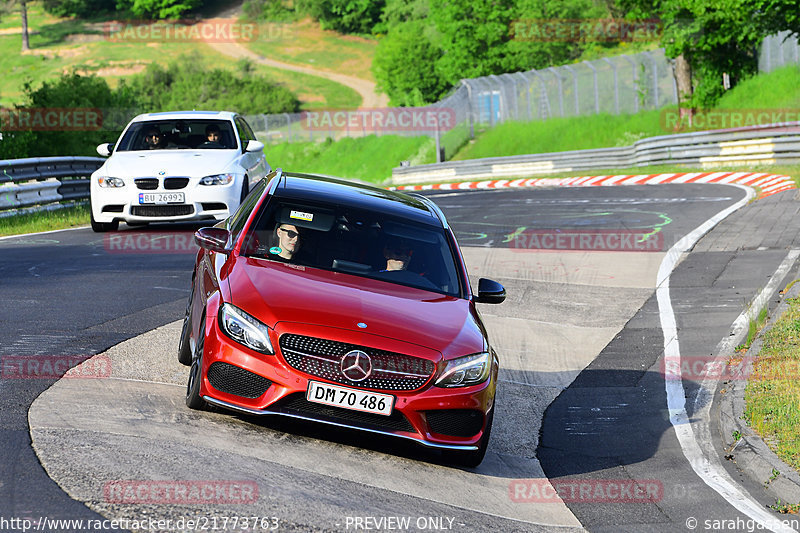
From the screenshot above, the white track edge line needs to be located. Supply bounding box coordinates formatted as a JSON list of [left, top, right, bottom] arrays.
[[659, 183, 797, 532]]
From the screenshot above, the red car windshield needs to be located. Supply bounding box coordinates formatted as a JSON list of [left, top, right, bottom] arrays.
[[241, 200, 463, 297]]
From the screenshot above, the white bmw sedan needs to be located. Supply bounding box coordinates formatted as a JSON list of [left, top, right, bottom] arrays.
[[90, 111, 270, 232]]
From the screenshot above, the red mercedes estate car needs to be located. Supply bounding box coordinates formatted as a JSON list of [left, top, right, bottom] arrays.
[[178, 170, 506, 466]]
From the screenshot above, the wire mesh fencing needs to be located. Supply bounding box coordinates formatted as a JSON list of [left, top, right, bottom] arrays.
[[248, 35, 800, 160], [760, 32, 800, 73]]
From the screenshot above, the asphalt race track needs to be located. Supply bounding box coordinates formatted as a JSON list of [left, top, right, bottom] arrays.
[[2, 183, 800, 532]]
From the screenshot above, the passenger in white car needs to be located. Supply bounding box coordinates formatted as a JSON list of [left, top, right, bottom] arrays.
[[143, 127, 165, 149]]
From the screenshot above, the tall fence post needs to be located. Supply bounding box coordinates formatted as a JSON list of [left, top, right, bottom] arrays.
[[622, 55, 638, 113], [515, 72, 533, 120], [643, 51, 658, 108], [563, 65, 579, 116], [602, 57, 619, 115], [547, 67, 564, 117], [462, 80, 475, 139], [583, 60, 599, 114]]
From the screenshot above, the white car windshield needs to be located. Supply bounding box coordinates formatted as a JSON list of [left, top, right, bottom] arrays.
[[115, 120, 237, 151]]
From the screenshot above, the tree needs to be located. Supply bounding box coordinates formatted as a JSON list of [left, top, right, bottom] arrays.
[[128, 54, 300, 114], [296, 0, 385, 34], [373, 20, 448, 105], [618, 0, 800, 111], [19, 0, 28, 50], [42, 0, 114, 17], [115, 0, 203, 19], [0, 0, 31, 51], [17, 72, 139, 156], [429, 0, 606, 86], [429, 0, 518, 83]]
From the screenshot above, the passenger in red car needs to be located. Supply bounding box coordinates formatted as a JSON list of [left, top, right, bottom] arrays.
[[382, 239, 413, 271], [270, 223, 301, 261]]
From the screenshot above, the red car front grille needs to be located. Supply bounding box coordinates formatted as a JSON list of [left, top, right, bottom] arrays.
[[279, 334, 435, 391]]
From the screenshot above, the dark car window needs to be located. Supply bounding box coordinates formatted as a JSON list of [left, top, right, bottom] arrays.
[[227, 177, 268, 241], [234, 117, 254, 152], [242, 199, 462, 297], [116, 119, 237, 151]]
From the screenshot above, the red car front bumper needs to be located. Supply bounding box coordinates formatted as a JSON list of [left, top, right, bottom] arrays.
[[198, 316, 496, 451]]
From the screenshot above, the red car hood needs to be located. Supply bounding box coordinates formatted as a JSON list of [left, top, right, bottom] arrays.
[[227, 257, 486, 357]]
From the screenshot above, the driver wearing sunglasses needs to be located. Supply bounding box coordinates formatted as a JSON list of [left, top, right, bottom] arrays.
[[270, 223, 302, 261]]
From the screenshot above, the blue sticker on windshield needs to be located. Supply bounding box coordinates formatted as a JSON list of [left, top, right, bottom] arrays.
[[269, 246, 282, 255]]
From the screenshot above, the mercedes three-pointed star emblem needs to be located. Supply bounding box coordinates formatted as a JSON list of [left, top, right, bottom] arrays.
[[340, 350, 372, 382]]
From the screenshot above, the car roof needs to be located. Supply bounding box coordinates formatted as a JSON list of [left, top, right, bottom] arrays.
[[271, 173, 444, 228], [131, 111, 237, 122]]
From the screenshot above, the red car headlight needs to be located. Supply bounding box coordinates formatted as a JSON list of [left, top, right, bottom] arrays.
[[435, 352, 491, 388], [219, 303, 274, 354]]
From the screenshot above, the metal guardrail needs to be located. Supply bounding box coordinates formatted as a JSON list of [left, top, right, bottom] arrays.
[[391, 123, 800, 185], [0, 156, 105, 212]]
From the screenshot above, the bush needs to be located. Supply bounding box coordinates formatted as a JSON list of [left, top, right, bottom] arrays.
[[128, 54, 300, 114], [372, 21, 448, 105], [296, 0, 384, 34], [1, 72, 139, 157]]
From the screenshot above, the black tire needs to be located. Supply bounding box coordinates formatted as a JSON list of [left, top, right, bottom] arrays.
[[448, 408, 494, 468], [90, 205, 119, 233], [177, 279, 194, 366], [185, 315, 207, 410]]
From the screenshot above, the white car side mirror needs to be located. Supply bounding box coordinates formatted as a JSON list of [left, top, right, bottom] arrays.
[[245, 140, 264, 153], [96, 143, 112, 157]]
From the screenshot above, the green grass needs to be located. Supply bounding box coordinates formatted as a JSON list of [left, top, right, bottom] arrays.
[[0, 3, 361, 109], [0, 203, 89, 236], [0, 2, 59, 31], [242, 17, 379, 83], [453, 110, 664, 161], [716, 64, 800, 110], [265, 135, 435, 184], [452, 64, 800, 161], [737, 308, 770, 353], [744, 296, 800, 472]]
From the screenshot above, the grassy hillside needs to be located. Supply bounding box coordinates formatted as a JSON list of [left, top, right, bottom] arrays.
[[0, 3, 360, 109], [453, 63, 800, 161], [265, 135, 434, 184], [244, 17, 378, 83], [263, 64, 800, 183]]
